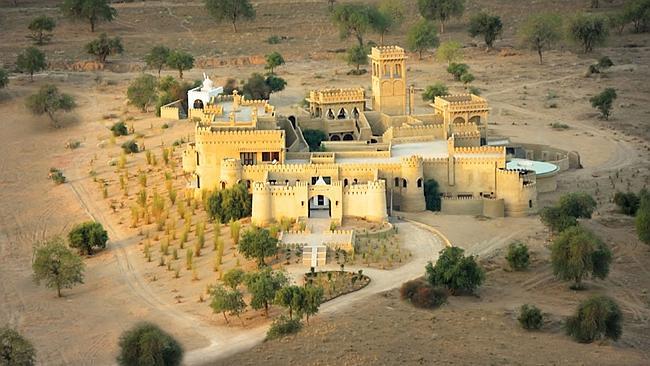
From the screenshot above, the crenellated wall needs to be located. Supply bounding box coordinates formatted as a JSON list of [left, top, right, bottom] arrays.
[[496, 169, 537, 217]]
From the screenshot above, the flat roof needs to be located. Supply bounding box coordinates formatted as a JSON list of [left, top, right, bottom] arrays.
[[506, 158, 559, 176]]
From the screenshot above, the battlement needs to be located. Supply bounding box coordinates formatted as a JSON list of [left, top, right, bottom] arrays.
[[308, 88, 365, 104], [371, 45, 406, 60], [195, 124, 284, 137], [435, 94, 489, 111], [401, 155, 423, 168], [221, 158, 241, 169], [454, 146, 504, 155]]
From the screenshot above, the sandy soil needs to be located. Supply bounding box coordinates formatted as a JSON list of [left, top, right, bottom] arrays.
[[1, 0, 649, 365]]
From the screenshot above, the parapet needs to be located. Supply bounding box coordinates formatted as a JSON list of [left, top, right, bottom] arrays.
[[308, 88, 365, 104], [370, 45, 406, 60]]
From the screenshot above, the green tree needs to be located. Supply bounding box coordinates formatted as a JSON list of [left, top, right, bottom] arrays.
[[302, 129, 327, 151], [68, 221, 108, 255], [144, 46, 170, 77], [0, 68, 8, 89], [425, 246, 485, 295], [16, 47, 46, 82], [265, 52, 285, 74], [0, 326, 36, 366], [25, 84, 76, 128], [422, 83, 448, 102], [222, 268, 245, 290], [205, 0, 256, 33], [60, 0, 117, 32], [374, 0, 405, 44], [85, 33, 123, 63], [302, 285, 324, 324], [468, 12, 503, 50], [519, 13, 562, 64], [624, 0, 650, 33], [274, 285, 305, 320], [166, 50, 194, 79], [32, 237, 85, 297], [417, 0, 465, 33], [117, 322, 183, 366], [518, 304, 543, 330], [28, 15, 56, 45], [505, 241, 530, 271], [407, 20, 439, 59], [242, 73, 271, 99], [209, 284, 246, 324], [559, 192, 597, 218], [636, 191, 650, 244], [423, 178, 441, 210], [589, 88, 617, 120], [539, 206, 577, 233], [460, 72, 474, 85], [446, 62, 469, 81], [436, 40, 463, 65], [206, 183, 252, 223], [127, 74, 158, 112], [346, 44, 369, 73], [613, 191, 640, 215], [244, 268, 289, 316], [551, 225, 612, 289], [238, 228, 278, 268], [265, 74, 287, 94], [331, 3, 376, 47], [568, 14, 609, 53], [565, 296, 622, 343]]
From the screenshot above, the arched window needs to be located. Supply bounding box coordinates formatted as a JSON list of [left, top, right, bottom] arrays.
[[402, 179, 407, 188], [417, 178, 423, 188], [193, 99, 204, 109], [246, 180, 251, 188], [221, 181, 226, 190], [337, 108, 347, 120], [353, 178, 358, 184], [344, 179, 349, 187], [394, 177, 399, 187], [327, 109, 335, 119]]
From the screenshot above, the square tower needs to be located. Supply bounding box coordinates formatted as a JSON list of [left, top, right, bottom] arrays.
[[370, 46, 407, 116]]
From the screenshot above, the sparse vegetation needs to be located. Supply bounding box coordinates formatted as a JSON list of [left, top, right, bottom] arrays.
[[400, 279, 447, 308], [85, 33, 123, 63], [590, 88, 617, 120], [266, 315, 302, 340], [25, 84, 76, 127], [121, 140, 139, 154]]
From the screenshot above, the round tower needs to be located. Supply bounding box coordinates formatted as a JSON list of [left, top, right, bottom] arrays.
[[400, 155, 426, 212], [220, 158, 243, 189], [251, 182, 272, 226], [366, 180, 388, 222]]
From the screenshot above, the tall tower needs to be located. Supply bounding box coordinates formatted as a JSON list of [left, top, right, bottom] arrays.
[[370, 46, 407, 116]]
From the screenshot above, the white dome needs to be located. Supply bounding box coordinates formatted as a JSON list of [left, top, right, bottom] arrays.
[[201, 77, 214, 91]]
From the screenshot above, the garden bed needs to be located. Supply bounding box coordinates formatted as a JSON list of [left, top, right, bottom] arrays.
[[304, 270, 370, 302]]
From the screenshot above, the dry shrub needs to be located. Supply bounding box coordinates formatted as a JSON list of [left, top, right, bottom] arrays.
[[400, 279, 447, 309]]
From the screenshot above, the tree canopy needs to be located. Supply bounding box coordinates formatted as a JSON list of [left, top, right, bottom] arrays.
[[0, 326, 36, 366], [425, 246, 484, 294], [519, 13, 562, 64], [468, 12, 503, 50], [28, 15, 56, 45], [68, 221, 108, 255], [205, 0, 256, 33], [274, 285, 305, 320], [374, 0, 405, 44], [32, 236, 85, 297], [127, 74, 159, 112], [302, 129, 327, 151], [407, 20, 439, 59], [85, 33, 123, 63], [60, 0, 116, 32], [244, 268, 288, 316], [209, 284, 246, 324], [417, 0, 465, 33], [331, 3, 378, 47], [206, 183, 252, 223], [346, 44, 369, 73], [25, 84, 76, 128], [636, 190, 650, 244], [568, 13, 609, 53], [589, 88, 617, 120], [265, 52, 285, 74], [566, 296, 622, 343], [238, 228, 279, 268], [144, 46, 170, 77], [117, 322, 183, 366], [166, 50, 194, 79], [16, 47, 46, 82], [436, 40, 463, 65], [0, 68, 8, 89], [551, 225, 612, 289]]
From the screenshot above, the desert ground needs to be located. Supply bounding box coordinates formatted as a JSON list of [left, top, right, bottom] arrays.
[[1, 0, 649, 365]]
